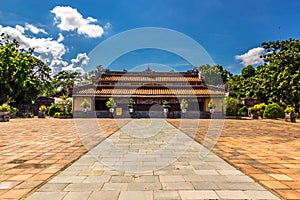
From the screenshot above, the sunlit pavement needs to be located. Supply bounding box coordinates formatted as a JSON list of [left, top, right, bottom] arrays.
[[0, 118, 299, 199]]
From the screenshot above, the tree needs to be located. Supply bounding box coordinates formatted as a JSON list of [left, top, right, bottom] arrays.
[[51, 71, 79, 96], [197, 64, 232, 85], [259, 39, 300, 112], [0, 34, 51, 104]]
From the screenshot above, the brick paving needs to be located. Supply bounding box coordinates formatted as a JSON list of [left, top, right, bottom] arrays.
[[0, 118, 299, 199], [168, 118, 300, 199], [0, 118, 127, 199], [25, 119, 278, 200]]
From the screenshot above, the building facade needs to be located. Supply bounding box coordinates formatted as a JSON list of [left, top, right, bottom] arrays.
[[73, 67, 226, 118]]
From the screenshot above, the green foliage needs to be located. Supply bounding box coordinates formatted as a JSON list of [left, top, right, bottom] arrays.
[[39, 105, 47, 112], [47, 103, 61, 117], [53, 112, 61, 118], [253, 103, 266, 117], [237, 106, 248, 116], [80, 98, 90, 108], [106, 98, 117, 108], [180, 99, 189, 109], [9, 107, 18, 118], [127, 98, 135, 108], [208, 99, 216, 109], [284, 106, 295, 114], [0, 34, 51, 104], [225, 96, 239, 116], [162, 100, 170, 108], [197, 64, 232, 85], [263, 103, 284, 119], [0, 103, 11, 112]]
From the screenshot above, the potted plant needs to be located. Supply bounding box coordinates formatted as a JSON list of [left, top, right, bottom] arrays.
[[285, 106, 297, 122], [38, 105, 47, 118], [128, 98, 135, 113], [180, 99, 188, 113], [208, 99, 216, 114], [106, 97, 117, 113], [80, 98, 90, 112], [162, 100, 170, 113], [248, 107, 258, 119], [0, 103, 10, 122]]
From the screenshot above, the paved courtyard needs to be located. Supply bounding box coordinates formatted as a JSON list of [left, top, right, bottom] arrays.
[[0, 118, 299, 199], [25, 119, 278, 200]]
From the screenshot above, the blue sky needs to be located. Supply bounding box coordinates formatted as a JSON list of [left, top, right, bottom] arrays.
[[1, 0, 300, 74]]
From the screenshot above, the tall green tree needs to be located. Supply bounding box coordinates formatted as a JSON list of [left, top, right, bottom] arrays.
[[0, 34, 51, 104], [197, 64, 232, 85], [259, 39, 300, 111]]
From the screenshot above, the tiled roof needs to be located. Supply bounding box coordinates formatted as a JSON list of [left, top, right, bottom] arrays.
[[74, 87, 224, 97], [99, 76, 202, 82]]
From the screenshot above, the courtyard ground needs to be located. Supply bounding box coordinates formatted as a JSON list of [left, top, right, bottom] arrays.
[[0, 118, 299, 199]]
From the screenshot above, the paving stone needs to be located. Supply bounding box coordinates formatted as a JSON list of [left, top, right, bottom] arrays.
[[48, 176, 86, 183], [63, 183, 102, 191], [25, 192, 67, 200], [179, 190, 220, 199], [194, 170, 219, 175], [83, 175, 111, 183], [159, 175, 185, 182], [216, 190, 249, 199], [192, 182, 219, 190], [128, 182, 162, 190], [119, 191, 153, 200], [37, 183, 68, 192], [134, 175, 159, 183], [154, 190, 181, 200], [62, 191, 90, 200], [89, 190, 120, 200], [162, 182, 194, 190], [101, 183, 128, 190], [244, 190, 280, 199], [110, 176, 133, 183]]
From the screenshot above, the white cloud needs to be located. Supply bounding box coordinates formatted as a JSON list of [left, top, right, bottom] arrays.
[[235, 47, 264, 66], [25, 23, 47, 34], [51, 6, 104, 38], [0, 24, 65, 73], [57, 33, 64, 42], [62, 53, 89, 73]]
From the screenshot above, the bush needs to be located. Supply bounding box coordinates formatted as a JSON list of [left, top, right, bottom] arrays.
[[10, 107, 18, 118], [263, 103, 284, 119], [39, 105, 47, 112], [0, 103, 11, 112], [284, 106, 295, 114], [253, 103, 266, 117], [53, 112, 61, 118], [47, 103, 61, 117], [225, 97, 239, 116], [237, 106, 248, 116]]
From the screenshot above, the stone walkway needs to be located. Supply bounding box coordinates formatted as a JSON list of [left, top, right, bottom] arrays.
[[25, 119, 278, 200]]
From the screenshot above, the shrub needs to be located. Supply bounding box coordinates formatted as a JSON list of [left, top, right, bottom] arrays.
[[10, 107, 18, 118], [253, 103, 266, 117], [39, 105, 47, 112], [263, 103, 284, 119], [106, 98, 117, 108], [237, 106, 248, 116], [53, 112, 61, 118], [0, 103, 11, 112], [284, 106, 295, 114], [47, 103, 61, 117], [225, 97, 239, 116]]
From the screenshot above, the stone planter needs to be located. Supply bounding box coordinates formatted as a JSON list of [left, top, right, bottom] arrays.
[[181, 108, 187, 113], [38, 111, 46, 118], [0, 111, 10, 122], [109, 108, 115, 113], [209, 108, 215, 114], [129, 108, 134, 113], [163, 108, 168, 113]]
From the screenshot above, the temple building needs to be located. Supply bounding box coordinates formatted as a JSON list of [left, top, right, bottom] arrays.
[[73, 67, 226, 118]]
